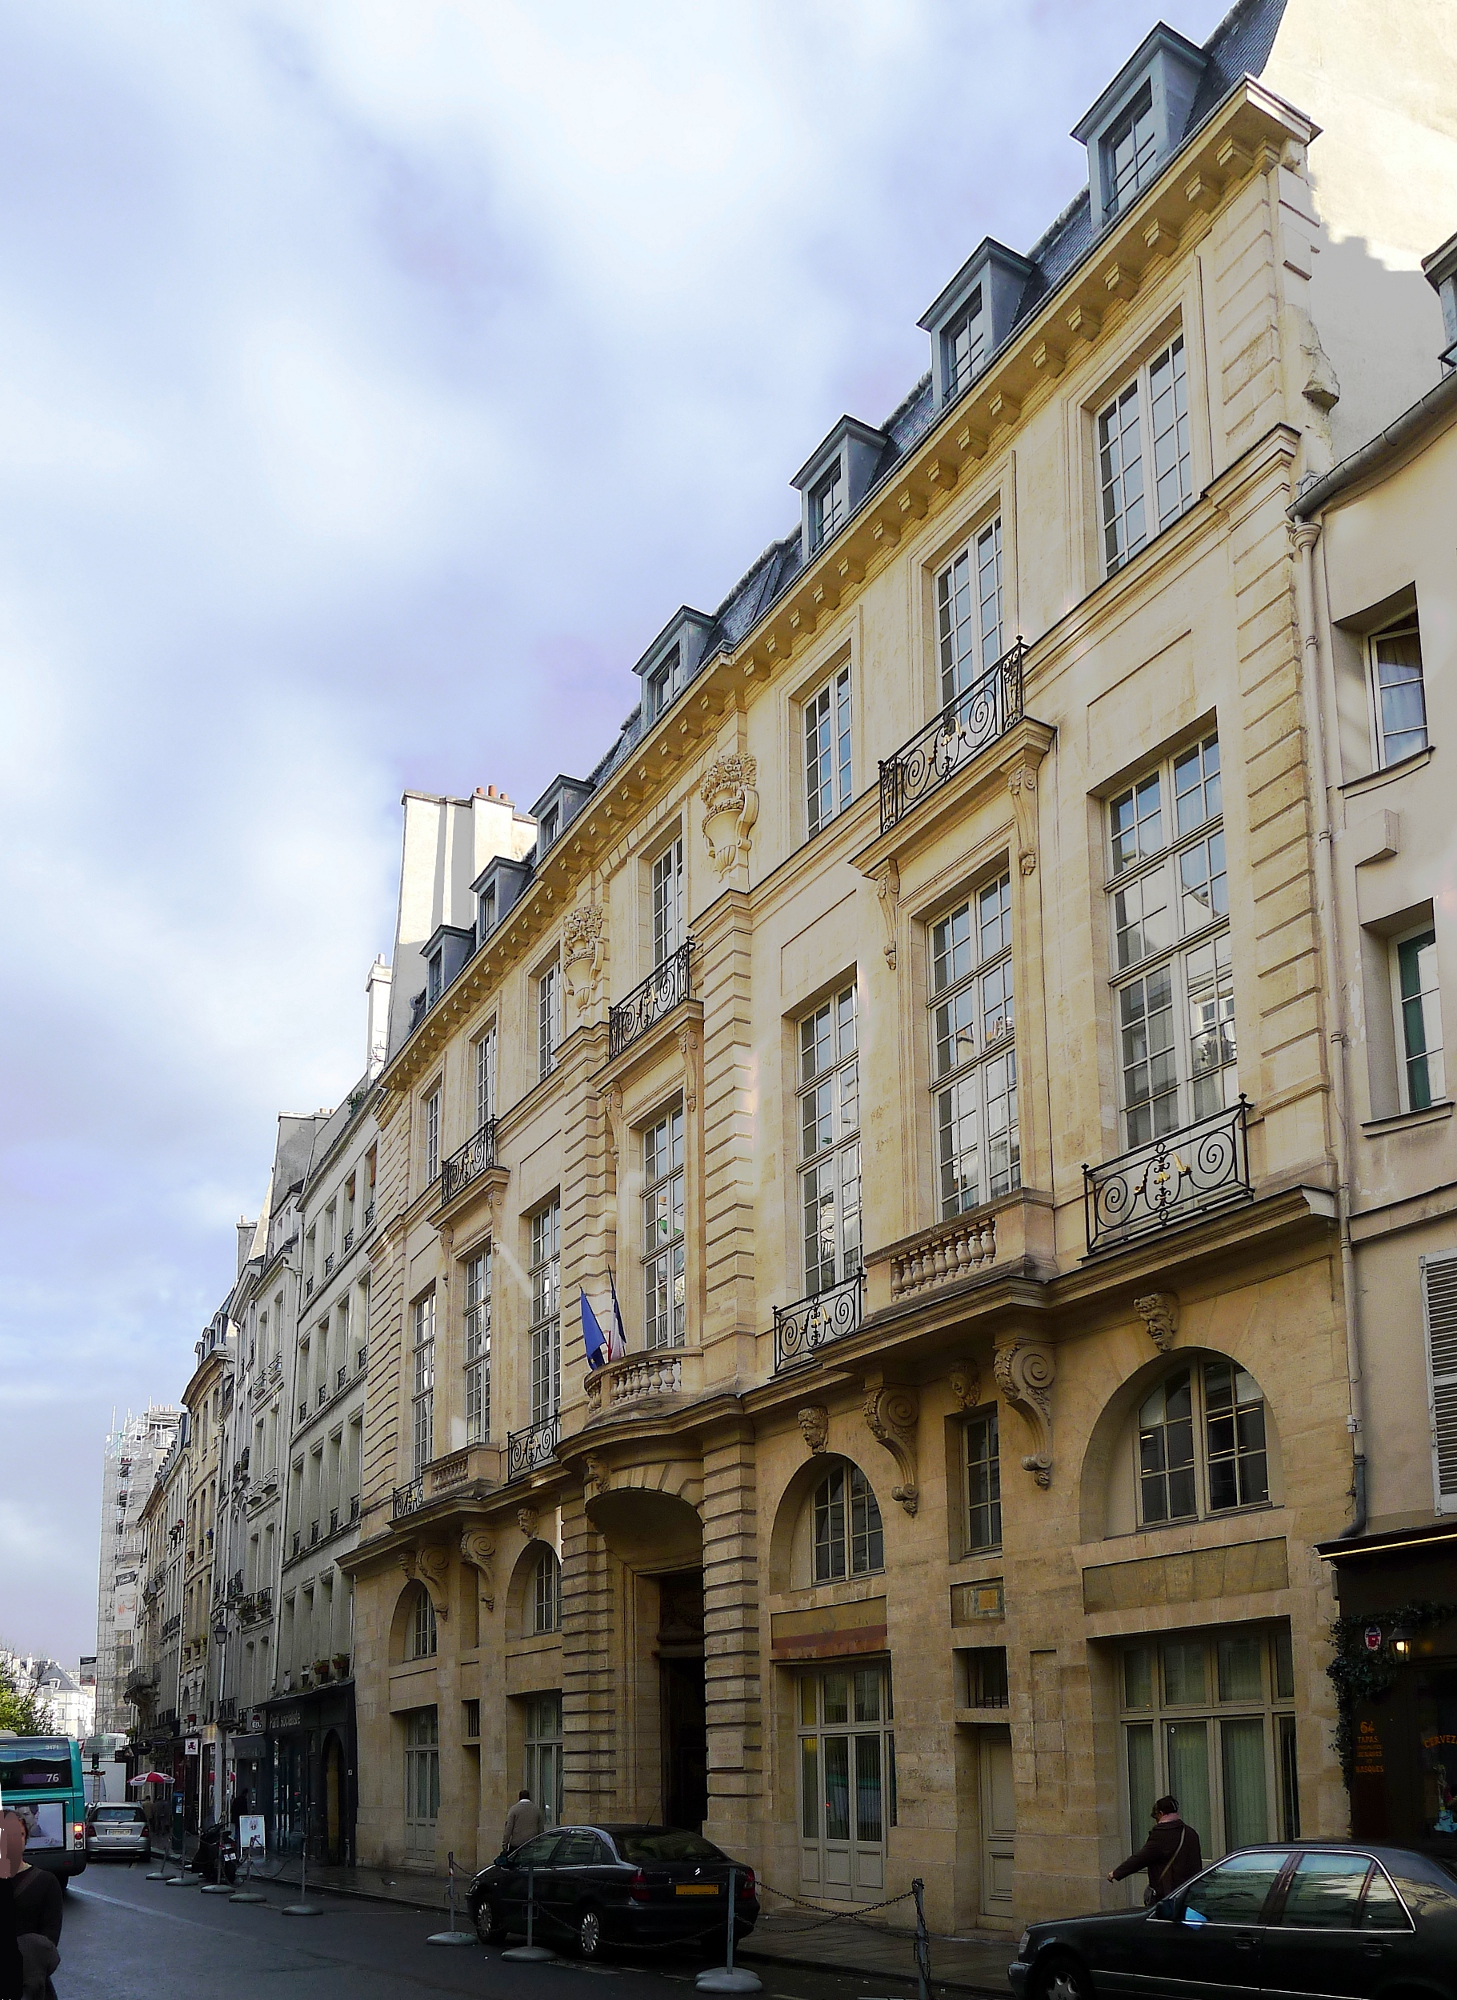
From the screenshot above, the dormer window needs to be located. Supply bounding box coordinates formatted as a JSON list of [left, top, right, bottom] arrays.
[[478, 886, 496, 941], [646, 647, 684, 721], [529, 775, 593, 863], [1104, 83, 1157, 218], [426, 951, 443, 1006], [540, 806, 559, 848], [942, 290, 985, 404], [634, 610, 714, 729], [809, 465, 845, 551]]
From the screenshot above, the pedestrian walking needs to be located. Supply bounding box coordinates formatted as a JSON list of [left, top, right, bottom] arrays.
[[501, 1789, 543, 1855], [0, 1812, 61, 2000], [1108, 1794, 1202, 1905]]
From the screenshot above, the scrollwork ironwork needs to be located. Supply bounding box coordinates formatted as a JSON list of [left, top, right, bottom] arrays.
[[441, 1119, 497, 1204], [1083, 1099, 1252, 1253], [773, 1269, 865, 1372], [879, 640, 1025, 834], [608, 942, 693, 1059], [506, 1415, 560, 1481]]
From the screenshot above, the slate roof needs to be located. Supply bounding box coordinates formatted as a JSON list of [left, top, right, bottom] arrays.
[[561, 0, 1291, 810]]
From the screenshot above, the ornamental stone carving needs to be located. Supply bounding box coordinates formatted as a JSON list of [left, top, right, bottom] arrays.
[[582, 1454, 610, 1499], [876, 859, 900, 970], [415, 1542, 451, 1616], [796, 1405, 829, 1455], [949, 1360, 982, 1411], [678, 1025, 701, 1113], [700, 755, 759, 879], [459, 1529, 496, 1611], [562, 903, 606, 1014], [1133, 1292, 1179, 1353], [993, 1337, 1055, 1487], [862, 1376, 920, 1515], [1007, 761, 1039, 876], [517, 1505, 541, 1541]]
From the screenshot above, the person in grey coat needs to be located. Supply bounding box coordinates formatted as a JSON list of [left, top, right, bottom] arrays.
[[501, 1790, 544, 1852]]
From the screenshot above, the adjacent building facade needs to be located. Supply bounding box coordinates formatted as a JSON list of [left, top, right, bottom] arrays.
[[94, 1406, 181, 1735]]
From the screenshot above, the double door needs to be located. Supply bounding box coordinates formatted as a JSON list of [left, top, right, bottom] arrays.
[[797, 1665, 891, 1900]]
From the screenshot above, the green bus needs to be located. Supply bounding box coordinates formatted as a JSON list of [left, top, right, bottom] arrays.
[[0, 1734, 87, 1882]]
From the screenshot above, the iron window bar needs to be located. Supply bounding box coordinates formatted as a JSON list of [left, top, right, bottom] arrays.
[[506, 1413, 561, 1481], [441, 1117, 498, 1204], [773, 1268, 866, 1373], [878, 639, 1026, 835], [1083, 1097, 1253, 1255], [608, 939, 693, 1060], [391, 1477, 425, 1520]]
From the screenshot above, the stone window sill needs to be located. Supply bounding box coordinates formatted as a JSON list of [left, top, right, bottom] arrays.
[[1362, 1099, 1454, 1138]]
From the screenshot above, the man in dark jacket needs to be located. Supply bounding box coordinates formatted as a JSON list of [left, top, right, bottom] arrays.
[[1109, 1795, 1203, 1903]]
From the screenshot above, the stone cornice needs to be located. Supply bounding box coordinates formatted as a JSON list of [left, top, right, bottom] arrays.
[[373, 80, 1312, 1103]]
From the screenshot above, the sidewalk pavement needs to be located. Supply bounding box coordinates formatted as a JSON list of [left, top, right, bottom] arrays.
[[217, 1855, 1015, 1995]]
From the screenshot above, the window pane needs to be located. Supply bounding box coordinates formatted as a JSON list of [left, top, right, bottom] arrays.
[[1217, 1634, 1265, 1703], [823, 1674, 850, 1727], [1278, 1714, 1301, 1841], [1359, 1867, 1407, 1929], [1099, 381, 1145, 573], [1373, 626, 1427, 766], [966, 1412, 1002, 1552], [801, 1736, 818, 1837], [1184, 1852, 1285, 1924], [1161, 1637, 1207, 1706], [1164, 1719, 1212, 1851], [1280, 1852, 1370, 1930], [1273, 1629, 1294, 1702], [1220, 1717, 1269, 1848], [853, 1669, 881, 1725], [1123, 1647, 1153, 1710], [823, 1737, 850, 1840], [1398, 931, 1444, 1109], [855, 1734, 883, 1843], [1149, 338, 1192, 530], [1126, 1723, 1156, 1839]]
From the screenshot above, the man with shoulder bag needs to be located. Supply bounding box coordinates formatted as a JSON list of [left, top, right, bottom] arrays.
[[1108, 1795, 1203, 1906]]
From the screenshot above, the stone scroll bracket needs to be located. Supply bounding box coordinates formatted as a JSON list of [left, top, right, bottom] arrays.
[[1133, 1292, 1179, 1353], [862, 1374, 920, 1515], [876, 859, 900, 970], [459, 1529, 496, 1611], [414, 1542, 452, 1618], [678, 1024, 701, 1114], [993, 1336, 1055, 1488]]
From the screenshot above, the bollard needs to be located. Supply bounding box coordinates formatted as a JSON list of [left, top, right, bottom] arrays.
[[911, 1877, 932, 2000], [282, 1845, 321, 1916], [427, 1851, 477, 1946], [695, 1865, 761, 1993], [231, 1839, 266, 1904], [501, 1866, 553, 1961]]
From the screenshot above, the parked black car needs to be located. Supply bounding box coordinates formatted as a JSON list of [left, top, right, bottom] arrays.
[[1008, 1843, 1457, 2000], [467, 1823, 759, 1959]]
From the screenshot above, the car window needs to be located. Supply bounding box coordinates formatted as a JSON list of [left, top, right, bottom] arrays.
[[512, 1834, 563, 1869], [1360, 1867, 1413, 1931], [91, 1806, 143, 1823], [1184, 1852, 1288, 1925], [613, 1830, 726, 1865], [554, 1834, 600, 1867], [1279, 1852, 1371, 1928]]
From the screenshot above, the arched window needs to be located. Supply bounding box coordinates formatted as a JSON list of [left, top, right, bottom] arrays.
[[812, 1464, 883, 1583], [1138, 1360, 1268, 1526], [532, 1549, 561, 1635], [407, 1588, 438, 1660]]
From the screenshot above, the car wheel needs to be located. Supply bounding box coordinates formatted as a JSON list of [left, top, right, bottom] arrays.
[[1036, 1956, 1090, 2000], [474, 1897, 509, 1946], [576, 1906, 604, 1959]]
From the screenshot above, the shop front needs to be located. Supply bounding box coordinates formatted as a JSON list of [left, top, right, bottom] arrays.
[[264, 1681, 357, 1864], [1318, 1521, 1457, 1857]]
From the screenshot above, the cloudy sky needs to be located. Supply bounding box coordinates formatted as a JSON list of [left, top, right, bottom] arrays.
[[0, 0, 1231, 1665]]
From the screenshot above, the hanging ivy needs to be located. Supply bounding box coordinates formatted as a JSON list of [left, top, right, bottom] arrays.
[[1327, 1602, 1457, 1781]]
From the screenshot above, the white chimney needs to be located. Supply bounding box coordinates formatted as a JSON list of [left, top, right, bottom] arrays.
[[366, 957, 393, 1080]]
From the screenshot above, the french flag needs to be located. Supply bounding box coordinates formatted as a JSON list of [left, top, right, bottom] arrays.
[[581, 1284, 628, 1369]]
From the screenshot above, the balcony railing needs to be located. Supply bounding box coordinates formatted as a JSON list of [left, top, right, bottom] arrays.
[[507, 1413, 560, 1481], [392, 1477, 425, 1520], [441, 1118, 497, 1204], [1083, 1097, 1253, 1254], [879, 640, 1025, 834], [608, 942, 692, 1060], [364, 1201, 375, 1228], [773, 1270, 865, 1372]]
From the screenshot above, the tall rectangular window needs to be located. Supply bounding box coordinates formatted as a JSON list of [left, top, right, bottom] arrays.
[[1395, 929, 1444, 1111], [810, 463, 844, 550], [943, 289, 984, 402], [647, 647, 683, 721], [805, 665, 853, 837], [529, 1201, 561, 1423], [464, 1248, 491, 1444], [1098, 335, 1193, 576], [652, 838, 684, 967], [799, 984, 861, 1293], [474, 1025, 496, 1132], [537, 964, 560, 1081], [411, 1293, 435, 1478], [423, 1088, 441, 1184], [643, 1107, 686, 1349], [965, 1410, 1002, 1552], [1108, 733, 1235, 1144], [930, 875, 1018, 1217], [1369, 617, 1428, 768], [1103, 84, 1156, 218], [936, 518, 1003, 710]]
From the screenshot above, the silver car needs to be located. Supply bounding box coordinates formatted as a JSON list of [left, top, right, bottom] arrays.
[[85, 1804, 150, 1860]]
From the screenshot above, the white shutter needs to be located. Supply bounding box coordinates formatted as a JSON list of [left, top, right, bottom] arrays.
[[1420, 1251, 1457, 1513]]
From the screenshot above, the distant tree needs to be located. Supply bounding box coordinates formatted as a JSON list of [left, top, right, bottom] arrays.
[[0, 1656, 53, 1735]]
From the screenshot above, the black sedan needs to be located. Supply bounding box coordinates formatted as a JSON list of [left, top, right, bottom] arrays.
[[468, 1823, 760, 1959], [1008, 1842, 1457, 2000]]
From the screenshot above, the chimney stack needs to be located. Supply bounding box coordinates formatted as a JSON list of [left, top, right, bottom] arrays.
[[366, 956, 393, 1080]]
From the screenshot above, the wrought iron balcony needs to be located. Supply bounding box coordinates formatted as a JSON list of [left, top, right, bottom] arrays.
[[608, 942, 692, 1060], [364, 1201, 375, 1228], [1083, 1097, 1252, 1254], [441, 1118, 497, 1204], [391, 1477, 425, 1521], [507, 1413, 560, 1481], [773, 1269, 866, 1372], [879, 640, 1026, 835]]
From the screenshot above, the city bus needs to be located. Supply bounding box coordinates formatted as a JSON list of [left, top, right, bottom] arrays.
[[0, 1733, 87, 1883]]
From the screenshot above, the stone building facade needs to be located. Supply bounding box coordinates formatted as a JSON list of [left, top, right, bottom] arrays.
[[94, 1406, 181, 1736], [337, 0, 1457, 1929]]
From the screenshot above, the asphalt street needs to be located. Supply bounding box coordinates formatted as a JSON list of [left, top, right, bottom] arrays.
[[57, 1862, 931, 2000]]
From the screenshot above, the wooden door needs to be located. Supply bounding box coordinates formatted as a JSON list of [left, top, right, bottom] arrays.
[[978, 1727, 1015, 1920]]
